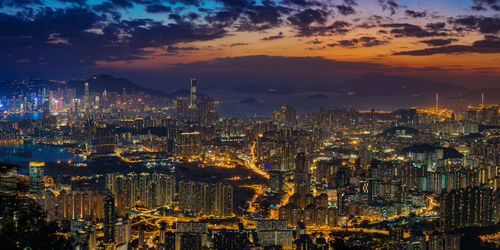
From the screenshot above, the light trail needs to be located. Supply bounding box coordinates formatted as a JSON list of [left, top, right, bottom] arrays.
[[244, 141, 269, 179]]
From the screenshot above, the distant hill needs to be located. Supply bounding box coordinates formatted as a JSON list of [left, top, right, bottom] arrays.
[[0, 74, 170, 98], [0, 78, 65, 97], [402, 144, 463, 159], [170, 89, 190, 98], [67, 74, 169, 97], [240, 97, 259, 104], [334, 73, 469, 97]]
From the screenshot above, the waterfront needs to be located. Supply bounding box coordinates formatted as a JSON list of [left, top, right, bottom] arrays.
[[0, 112, 42, 121], [0, 143, 83, 165]]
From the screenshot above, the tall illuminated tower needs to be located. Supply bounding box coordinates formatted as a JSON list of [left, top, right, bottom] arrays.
[[84, 82, 90, 110], [84, 82, 89, 98], [42, 88, 50, 115], [481, 92, 484, 108], [294, 153, 310, 208], [190, 78, 197, 109], [42, 88, 46, 105], [435, 92, 439, 110]]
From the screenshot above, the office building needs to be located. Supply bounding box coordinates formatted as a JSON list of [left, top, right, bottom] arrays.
[[440, 187, 494, 230], [104, 194, 115, 244], [29, 161, 45, 194], [177, 132, 201, 156], [0, 164, 17, 197]]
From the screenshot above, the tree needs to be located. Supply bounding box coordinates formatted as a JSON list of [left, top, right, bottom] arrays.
[[0, 197, 72, 249]]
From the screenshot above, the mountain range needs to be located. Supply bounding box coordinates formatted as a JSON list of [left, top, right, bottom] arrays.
[[1, 73, 499, 102], [333, 73, 469, 97], [66, 74, 170, 97], [225, 73, 499, 101]]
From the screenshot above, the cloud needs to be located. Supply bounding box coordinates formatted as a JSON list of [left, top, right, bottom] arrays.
[[378, 0, 405, 15], [330, 39, 357, 47], [261, 32, 285, 40], [204, 10, 241, 25], [229, 42, 248, 47], [450, 16, 500, 34], [293, 19, 350, 37], [166, 0, 201, 6], [0, 0, 43, 7], [343, 0, 358, 6], [471, 0, 500, 11], [0, 7, 227, 68], [203, 1, 290, 32], [165, 45, 199, 51], [281, 0, 323, 7], [287, 8, 353, 37], [93, 2, 123, 20], [145, 4, 171, 13], [394, 36, 500, 55], [216, 0, 251, 9], [237, 4, 289, 31], [306, 38, 322, 44], [336, 5, 356, 15], [163, 45, 199, 56], [287, 8, 328, 28], [420, 38, 458, 46], [187, 12, 200, 20], [426, 22, 446, 30], [0, 0, 498, 83], [56, 0, 87, 4], [471, 5, 487, 11], [405, 10, 426, 18], [381, 23, 450, 37], [328, 36, 388, 47], [109, 0, 133, 9]]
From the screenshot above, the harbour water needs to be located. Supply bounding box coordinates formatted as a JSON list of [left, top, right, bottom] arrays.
[[0, 143, 83, 164], [0, 112, 42, 121]]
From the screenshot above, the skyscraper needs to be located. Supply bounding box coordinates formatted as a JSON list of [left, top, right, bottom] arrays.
[[294, 152, 310, 208], [104, 194, 115, 244], [175, 222, 208, 250], [440, 187, 494, 230], [139, 172, 150, 207], [215, 182, 233, 217], [0, 164, 17, 197], [255, 220, 293, 247], [190, 78, 197, 109], [84, 82, 89, 97], [42, 88, 50, 115], [279, 140, 295, 171], [83, 81, 90, 114], [274, 105, 297, 124], [269, 170, 285, 194], [177, 132, 201, 156], [95, 126, 115, 156], [176, 79, 218, 123], [154, 173, 176, 208], [29, 161, 45, 194], [179, 181, 233, 217]]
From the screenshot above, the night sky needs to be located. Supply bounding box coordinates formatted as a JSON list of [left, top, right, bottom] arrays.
[[1, 0, 499, 93]]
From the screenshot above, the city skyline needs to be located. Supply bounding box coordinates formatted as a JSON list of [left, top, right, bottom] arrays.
[[0, 77, 499, 249]]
